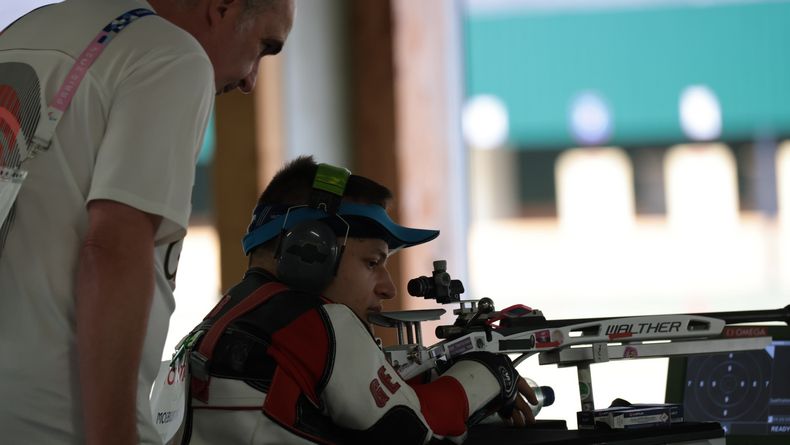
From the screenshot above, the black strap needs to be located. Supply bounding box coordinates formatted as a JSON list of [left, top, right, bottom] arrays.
[[191, 282, 288, 402]]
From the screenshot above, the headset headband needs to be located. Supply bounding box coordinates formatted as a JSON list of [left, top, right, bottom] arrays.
[[309, 163, 350, 214]]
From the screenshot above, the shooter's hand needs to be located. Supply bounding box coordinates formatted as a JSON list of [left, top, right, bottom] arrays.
[[499, 376, 539, 427]]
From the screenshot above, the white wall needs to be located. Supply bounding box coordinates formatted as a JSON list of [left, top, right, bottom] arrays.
[[281, 0, 350, 167]]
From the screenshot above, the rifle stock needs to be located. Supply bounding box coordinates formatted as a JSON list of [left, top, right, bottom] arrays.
[[383, 304, 789, 381]]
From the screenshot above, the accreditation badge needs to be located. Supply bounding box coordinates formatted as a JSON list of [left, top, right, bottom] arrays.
[[0, 166, 27, 227], [150, 358, 189, 444]]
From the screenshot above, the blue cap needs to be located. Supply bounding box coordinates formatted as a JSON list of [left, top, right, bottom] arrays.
[[242, 202, 439, 254]]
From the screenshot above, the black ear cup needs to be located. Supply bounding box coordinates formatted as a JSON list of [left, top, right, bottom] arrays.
[[276, 220, 341, 294]]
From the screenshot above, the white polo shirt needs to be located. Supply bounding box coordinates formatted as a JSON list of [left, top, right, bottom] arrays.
[[0, 0, 214, 442]]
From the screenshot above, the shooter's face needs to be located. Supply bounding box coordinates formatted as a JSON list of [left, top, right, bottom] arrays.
[[323, 238, 396, 326]]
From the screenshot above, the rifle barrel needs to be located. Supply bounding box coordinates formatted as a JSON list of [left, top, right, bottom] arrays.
[[691, 305, 790, 325]]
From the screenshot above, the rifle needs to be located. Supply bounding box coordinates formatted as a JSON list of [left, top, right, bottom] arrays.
[[370, 260, 790, 411]]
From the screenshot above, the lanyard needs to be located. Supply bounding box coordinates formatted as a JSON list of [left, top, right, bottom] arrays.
[[0, 7, 155, 242], [22, 7, 155, 162]]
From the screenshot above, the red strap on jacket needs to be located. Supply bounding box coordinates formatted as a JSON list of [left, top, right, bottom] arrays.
[[191, 281, 288, 402]]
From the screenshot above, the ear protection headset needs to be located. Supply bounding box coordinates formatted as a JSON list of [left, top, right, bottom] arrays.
[[272, 163, 351, 294]]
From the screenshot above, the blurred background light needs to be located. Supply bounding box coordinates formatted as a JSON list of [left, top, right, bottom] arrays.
[[555, 147, 634, 234], [679, 85, 722, 141], [664, 143, 739, 234], [569, 91, 613, 146], [462, 94, 510, 150]]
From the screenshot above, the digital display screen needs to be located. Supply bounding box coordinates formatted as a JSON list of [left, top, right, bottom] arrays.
[[680, 339, 790, 437]]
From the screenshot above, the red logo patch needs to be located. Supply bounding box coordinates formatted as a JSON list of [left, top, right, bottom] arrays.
[[369, 366, 401, 408]]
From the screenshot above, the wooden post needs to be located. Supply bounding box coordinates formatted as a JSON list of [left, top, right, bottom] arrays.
[[213, 57, 286, 292], [350, 0, 465, 345]]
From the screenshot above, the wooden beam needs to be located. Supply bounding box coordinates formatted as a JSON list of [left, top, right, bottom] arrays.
[[213, 57, 286, 293], [255, 57, 286, 190], [349, 0, 402, 346], [350, 0, 464, 345], [390, 0, 465, 344], [213, 90, 259, 292]]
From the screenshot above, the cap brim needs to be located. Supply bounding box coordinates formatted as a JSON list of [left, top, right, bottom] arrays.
[[337, 202, 439, 250], [242, 203, 439, 254]]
